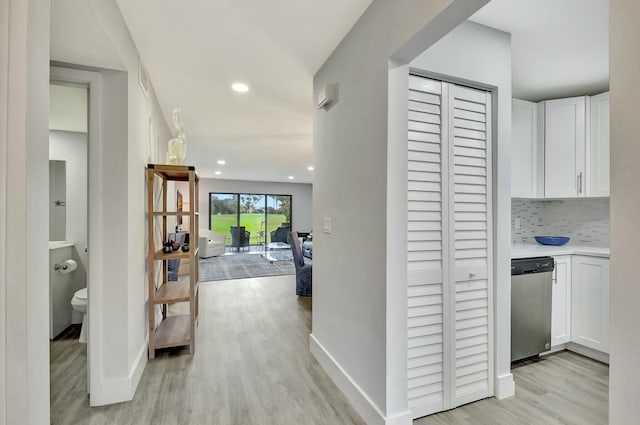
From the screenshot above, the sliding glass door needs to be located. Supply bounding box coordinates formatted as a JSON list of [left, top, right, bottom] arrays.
[[210, 193, 238, 244], [266, 195, 291, 243], [239, 194, 266, 247], [209, 192, 292, 249]]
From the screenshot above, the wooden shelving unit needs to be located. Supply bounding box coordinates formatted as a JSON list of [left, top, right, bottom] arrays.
[[146, 164, 200, 359]]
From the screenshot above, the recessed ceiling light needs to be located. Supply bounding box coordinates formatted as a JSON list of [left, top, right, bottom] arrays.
[[231, 82, 249, 93], [307, 166, 314, 171], [214, 171, 221, 175], [288, 176, 294, 180], [217, 160, 226, 165]]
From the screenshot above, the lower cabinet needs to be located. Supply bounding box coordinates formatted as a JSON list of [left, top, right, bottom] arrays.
[[571, 255, 610, 353], [551, 256, 572, 346]]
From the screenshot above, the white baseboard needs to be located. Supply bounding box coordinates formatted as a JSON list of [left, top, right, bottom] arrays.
[[495, 373, 515, 399], [310, 334, 412, 425], [129, 342, 148, 396], [384, 410, 412, 425], [90, 343, 147, 406], [543, 343, 609, 364], [310, 334, 385, 425], [566, 342, 609, 364]]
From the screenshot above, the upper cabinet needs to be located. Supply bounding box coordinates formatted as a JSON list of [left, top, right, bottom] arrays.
[[587, 92, 610, 197], [544, 96, 587, 198], [511, 92, 610, 199], [511, 99, 543, 198]]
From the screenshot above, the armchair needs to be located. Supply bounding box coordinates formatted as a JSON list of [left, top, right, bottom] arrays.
[[289, 231, 311, 297], [199, 229, 226, 258]]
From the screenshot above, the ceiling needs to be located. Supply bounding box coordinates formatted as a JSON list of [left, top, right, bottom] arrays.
[[114, 0, 373, 183], [50, 0, 609, 183], [50, 0, 124, 71], [470, 0, 609, 101]]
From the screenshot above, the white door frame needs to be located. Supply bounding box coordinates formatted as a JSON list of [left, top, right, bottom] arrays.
[[49, 66, 104, 400]]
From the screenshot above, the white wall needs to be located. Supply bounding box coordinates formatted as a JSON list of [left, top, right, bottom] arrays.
[[198, 178, 313, 233], [409, 20, 513, 399], [49, 130, 88, 290], [79, 0, 172, 405], [0, 0, 51, 424], [49, 0, 172, 407], [609, 1, 640, 424], [312, 2, 490, 424], [49, 84, 88, 132]]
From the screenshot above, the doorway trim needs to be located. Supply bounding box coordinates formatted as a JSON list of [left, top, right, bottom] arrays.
[[50, 65, 103, 402]]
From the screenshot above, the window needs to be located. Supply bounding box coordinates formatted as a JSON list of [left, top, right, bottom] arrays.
[[209, 192, 292, 247]]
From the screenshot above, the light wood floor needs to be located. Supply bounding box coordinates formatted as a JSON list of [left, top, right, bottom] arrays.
[[51, 275, 609, 425], [50, 275, 365, 425], [416, 351, 609, 425]]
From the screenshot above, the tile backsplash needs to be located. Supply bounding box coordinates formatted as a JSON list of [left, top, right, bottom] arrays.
[[512, 198, 610, 246]]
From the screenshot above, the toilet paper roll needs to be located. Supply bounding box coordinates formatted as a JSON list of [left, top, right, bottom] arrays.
[[58, 259, 77, 274]]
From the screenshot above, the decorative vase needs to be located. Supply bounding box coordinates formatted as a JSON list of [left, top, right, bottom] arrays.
[[166, 108, 187, 165], [167, 137, 186, 165]]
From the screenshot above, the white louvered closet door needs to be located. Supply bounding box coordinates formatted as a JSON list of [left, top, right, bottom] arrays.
[[407, 75, 493, 420], [406, 76, 448, 418]]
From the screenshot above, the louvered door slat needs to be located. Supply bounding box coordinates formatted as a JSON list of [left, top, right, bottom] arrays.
[[409, 131, 442, 144], [454, 137, 486, 150]]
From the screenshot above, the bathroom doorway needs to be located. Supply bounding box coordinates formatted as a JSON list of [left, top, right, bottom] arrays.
[[49, 67, 93, 413]]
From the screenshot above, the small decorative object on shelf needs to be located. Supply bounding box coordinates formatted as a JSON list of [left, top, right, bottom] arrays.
[[166, 109, 187, 165], [146, 163, 199, 359]]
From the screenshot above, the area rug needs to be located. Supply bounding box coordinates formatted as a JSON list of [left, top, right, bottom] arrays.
[[199, 253, 295, 282]]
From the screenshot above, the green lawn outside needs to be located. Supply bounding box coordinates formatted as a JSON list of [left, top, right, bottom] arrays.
[[210, 213, 288, 245]]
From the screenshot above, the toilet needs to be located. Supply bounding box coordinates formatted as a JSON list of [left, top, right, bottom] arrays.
[[71, 287, 88, 343]]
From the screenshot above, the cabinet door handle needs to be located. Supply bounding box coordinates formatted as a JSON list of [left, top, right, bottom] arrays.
[[577, 172, 583, 194]]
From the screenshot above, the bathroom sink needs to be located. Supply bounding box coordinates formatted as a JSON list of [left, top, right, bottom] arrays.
[[49, 241, 74, 250]]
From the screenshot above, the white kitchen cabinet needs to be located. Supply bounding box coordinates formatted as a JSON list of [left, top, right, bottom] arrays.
[[551, 255, 572, 346], [587, 92, 610, 197], [571, 255, 610, 353], [531, 92, 609, 199], [511, 99, 543, 198], [544, 96, 587, 198]]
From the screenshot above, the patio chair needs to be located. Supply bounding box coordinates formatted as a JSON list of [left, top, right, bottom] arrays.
[[289, 231, 311, 297], [270, 225, 290, 243], [230, 226, 251, 252]]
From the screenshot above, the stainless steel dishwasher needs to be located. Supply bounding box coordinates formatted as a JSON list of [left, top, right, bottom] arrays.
[[511, 256, 554, 362]]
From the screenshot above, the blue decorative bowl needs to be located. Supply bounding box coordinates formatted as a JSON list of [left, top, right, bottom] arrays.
[[535, 236, 570, 246]]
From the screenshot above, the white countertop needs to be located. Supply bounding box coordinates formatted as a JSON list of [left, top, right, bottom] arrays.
[[511, 243, 610, 259], [49, 241, 74, 250]]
